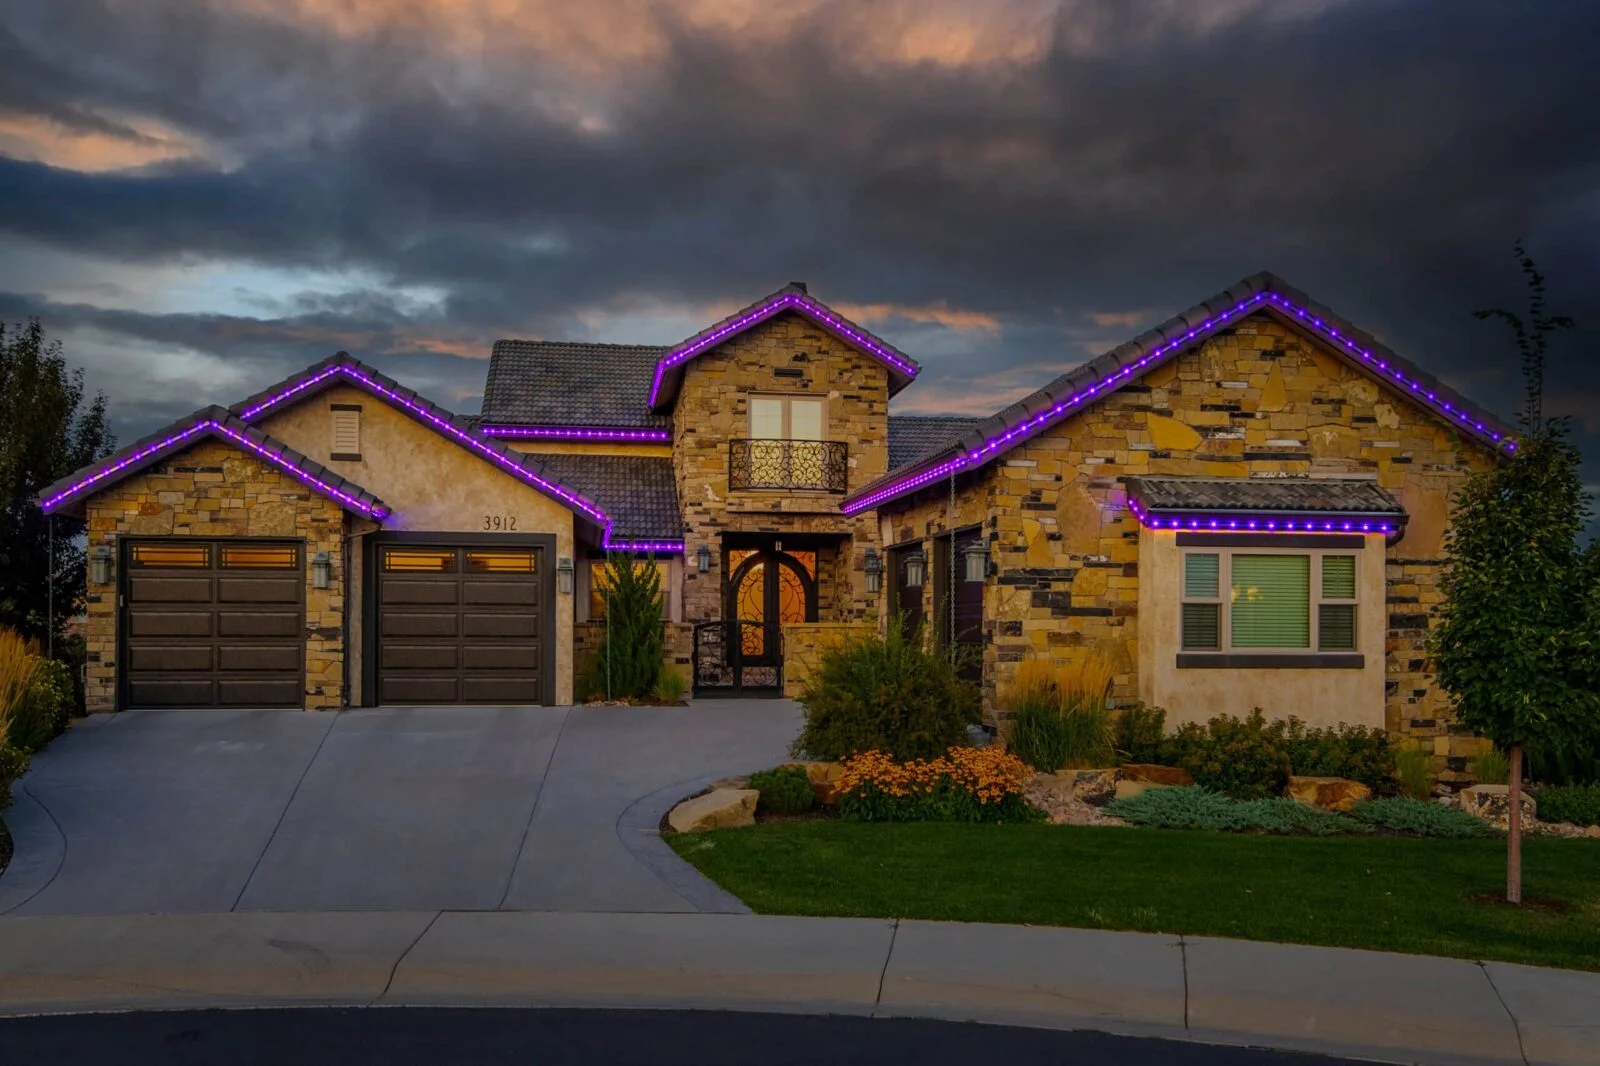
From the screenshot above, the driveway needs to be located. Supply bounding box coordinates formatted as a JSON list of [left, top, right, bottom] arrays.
[[0, 701, 800, 917]]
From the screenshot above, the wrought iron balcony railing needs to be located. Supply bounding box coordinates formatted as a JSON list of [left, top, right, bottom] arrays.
[[728, 439, 848, 493]]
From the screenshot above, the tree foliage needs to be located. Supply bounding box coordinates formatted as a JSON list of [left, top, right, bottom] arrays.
[[0, 320, 114, 647], [583, 553, 664, 700]]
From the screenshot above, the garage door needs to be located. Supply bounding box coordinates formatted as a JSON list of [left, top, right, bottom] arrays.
[[122, 540, 305, 708], [375, 544, 548, 704]]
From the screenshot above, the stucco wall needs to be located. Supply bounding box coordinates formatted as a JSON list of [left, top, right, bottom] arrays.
[[1136, 527, 1388, 730], [81, 438, 348, 712], [261, 384, 579, 704], [671, 312, 889, 625]]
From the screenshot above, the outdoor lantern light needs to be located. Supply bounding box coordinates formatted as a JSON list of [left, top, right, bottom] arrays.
[[556, 556, 574, 595], [864, 548, 882, 594], [90, 545, 111, 586], [311, 551, 331, 589], [962, 542, 990, 583], [697, 543, 712, 573], [903, 550, 926, 589]]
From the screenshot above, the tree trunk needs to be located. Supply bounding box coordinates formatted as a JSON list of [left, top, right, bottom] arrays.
[[1507, 745, 1524, 905]]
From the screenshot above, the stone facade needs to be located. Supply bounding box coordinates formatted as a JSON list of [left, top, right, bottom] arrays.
[[877, 312, 1497, 777], [780, 621, 875, 698], [82, 438, 348, 712], [672, 311, 890, 625]]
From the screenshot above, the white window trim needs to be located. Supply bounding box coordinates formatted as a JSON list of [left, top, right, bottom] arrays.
[[1180, 546, 1358, 655]]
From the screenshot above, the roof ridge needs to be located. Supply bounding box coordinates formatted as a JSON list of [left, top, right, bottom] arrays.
[[493, 338, 670, 351]]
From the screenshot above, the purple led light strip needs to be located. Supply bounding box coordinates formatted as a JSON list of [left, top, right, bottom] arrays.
[[1126, 496, 1395, 535], [479, 425, 671, 442], [40, 419, 389, 519], [648, 292, 919, 407], [842, 289, 1515, 515]]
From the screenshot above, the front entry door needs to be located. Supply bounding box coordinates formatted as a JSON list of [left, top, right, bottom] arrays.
[[726, 548, 819, 662]]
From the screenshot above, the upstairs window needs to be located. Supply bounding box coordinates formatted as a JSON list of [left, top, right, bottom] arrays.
[[1181, 550, 1358, 653], [749, 395, 824, 441]]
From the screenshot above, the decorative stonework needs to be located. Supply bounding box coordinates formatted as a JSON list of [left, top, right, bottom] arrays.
[[82, 438, 348, 713], [878, 312, 1497, 780], [780, 622, 875, 698]]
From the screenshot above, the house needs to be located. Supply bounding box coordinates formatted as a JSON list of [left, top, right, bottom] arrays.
[[41, 273, 1512, 774]]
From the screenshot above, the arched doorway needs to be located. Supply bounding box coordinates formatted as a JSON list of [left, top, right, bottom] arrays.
[[726, 548, 818, 662]]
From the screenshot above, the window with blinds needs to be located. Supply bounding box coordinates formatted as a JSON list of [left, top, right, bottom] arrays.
[[331, 404, 361, 460], [1179, 549, 1358, 654]]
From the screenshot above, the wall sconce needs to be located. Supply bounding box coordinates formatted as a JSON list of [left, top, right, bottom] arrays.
[[556, 556, 574, 595], [962, 543, 990, 583], [312, 551, 331, 589], [864, 547, 882, 594], [90, 545, 112, 586], [697, 543, 712, 573], [903, 550, 926, 589]]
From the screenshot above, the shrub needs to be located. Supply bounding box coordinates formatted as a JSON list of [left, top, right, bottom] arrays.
[[1105, 786, 1358, 836], [747, 765, 815, 816], [793, 625, 978, 762], [1002, 656, 1116, 771], [1281, 718, 1397, 793], [1393, 742, 1435, 800], [1349, 797, 1497, 839], [581, 553, 665, 700], [1532, 783, 1600, 827], [1471, 747, 1511, 786], [9, 657, 71, 753], [1524, 740, 1599, 786], [652, 668, 687, 705], [1112, 703, 1167, 765], [1162, 709, 1292, 800], [835, 747, 1043, 824], [0, 744, 27, 812]]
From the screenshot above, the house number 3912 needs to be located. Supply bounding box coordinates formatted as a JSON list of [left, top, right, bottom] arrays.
[[482, 515, 518, 530]]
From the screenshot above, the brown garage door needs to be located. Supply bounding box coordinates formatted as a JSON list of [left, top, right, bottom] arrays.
[[122, 540, 305, 709], [375, 545, 548, 704]]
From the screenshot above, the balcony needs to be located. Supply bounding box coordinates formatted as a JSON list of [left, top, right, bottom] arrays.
[[728, 439, 848, 493]]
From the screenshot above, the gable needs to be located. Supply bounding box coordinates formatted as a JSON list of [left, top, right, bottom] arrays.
[[844, 272, 1516, 515]]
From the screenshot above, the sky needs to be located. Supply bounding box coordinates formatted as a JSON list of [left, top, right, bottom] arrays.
[[1, 0, 1596, 505]]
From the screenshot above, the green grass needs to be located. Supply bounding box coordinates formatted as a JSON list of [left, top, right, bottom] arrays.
[[668, 822, 1600, 971]]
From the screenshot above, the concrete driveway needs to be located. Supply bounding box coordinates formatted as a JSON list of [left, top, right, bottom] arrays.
[[0, 701, 800, 917]]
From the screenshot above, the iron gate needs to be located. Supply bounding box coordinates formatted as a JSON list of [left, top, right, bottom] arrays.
[[692, 620, 783, 696]]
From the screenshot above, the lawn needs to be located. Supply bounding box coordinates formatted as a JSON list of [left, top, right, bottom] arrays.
[[668, 822, 1600, 971]]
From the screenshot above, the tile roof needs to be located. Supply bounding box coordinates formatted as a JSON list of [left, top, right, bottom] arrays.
[[1125, 477, 1406, 516], [481, 340, 669, 429], [843, 271, 1518, 515], [528, 453, 682, 542], [888, 414, 986, 471], [38, 405, 389, 519]]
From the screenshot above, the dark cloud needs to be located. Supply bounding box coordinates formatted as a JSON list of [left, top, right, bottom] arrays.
[[0, 0, 1596, 499]]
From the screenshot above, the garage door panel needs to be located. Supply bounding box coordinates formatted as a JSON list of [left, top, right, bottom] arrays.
[[460, 645, 542, 671], [219, 678, 304, 706], [461, 580, 538, 606], [127, 645, 214, 672], [218, 576, 301, 603], [379, 676, 460, 704], [127, 678, 216, 707], [462, 676, 542, 703], [128, 611, 215, 638], [127, 576, 214, 603], [217, 645, 301, 673], [218, 611, 301, 638], [380, 644, 458, 670], [381, 582, 459, 605], [462, 613, 539, 638], [381, 612, 460, 637]]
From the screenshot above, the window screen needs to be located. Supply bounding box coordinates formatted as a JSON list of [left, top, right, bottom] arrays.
[[1319, 555, 1357, 650], [1230, 554, 1310, 648]]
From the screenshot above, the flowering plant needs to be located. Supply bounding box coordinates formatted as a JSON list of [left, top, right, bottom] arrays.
[[835, 746, 1043, 823]]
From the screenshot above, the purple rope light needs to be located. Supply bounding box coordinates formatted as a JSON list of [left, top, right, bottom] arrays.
[[40, 419, 390, 519], [842, 289, 1514, 515], [1126, 496, 1395, 535], [648, 292, 919, 407], [480, 425, 672, 442]]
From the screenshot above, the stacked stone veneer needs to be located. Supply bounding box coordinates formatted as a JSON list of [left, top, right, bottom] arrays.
[[672, 311, 890, 625], [82, 439, 348, 712], [781, 621, 875, 698], [880, 312, 1496, 779]]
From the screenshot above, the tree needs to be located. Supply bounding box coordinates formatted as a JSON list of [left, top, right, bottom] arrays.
[[1431, 245, 1599, 904], [583, 553, 664, 700], [0, 320, 114, 651]]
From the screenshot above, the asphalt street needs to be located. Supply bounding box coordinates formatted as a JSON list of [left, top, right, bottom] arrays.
[[0, 1008, 1369, 1065]]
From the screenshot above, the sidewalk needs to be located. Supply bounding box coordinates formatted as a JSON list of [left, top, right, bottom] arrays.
[[1, 911, 1596, 1066]]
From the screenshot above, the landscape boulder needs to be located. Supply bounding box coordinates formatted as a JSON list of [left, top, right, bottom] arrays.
[[1031, 768, 1119, 807], [667, 788, 759, 833], [792, 761, 845, 805], [1120, 764, 1195, 787], [1459, 784, 1537, 829], [1286, 775, 1372, 813], [1113, 779, 1177, 801]]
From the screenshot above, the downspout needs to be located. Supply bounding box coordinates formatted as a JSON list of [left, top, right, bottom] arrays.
[[341, 522, 354, 708]]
